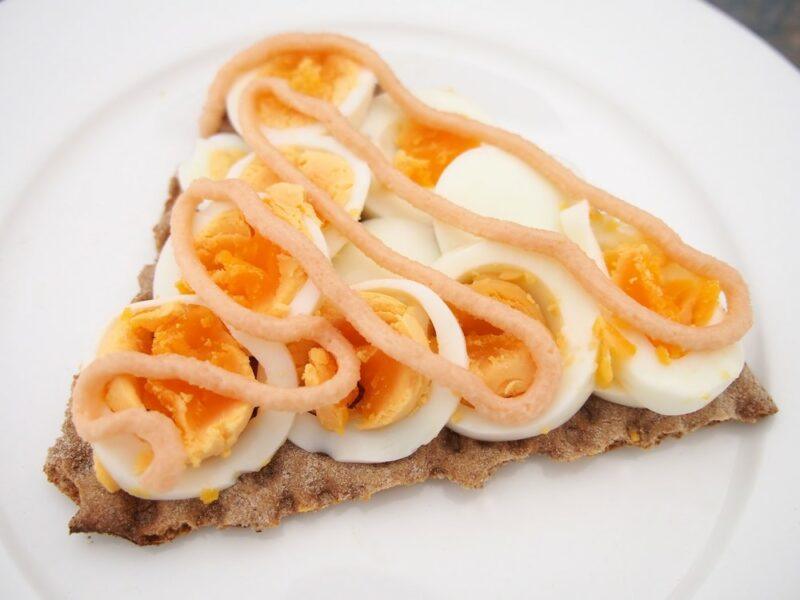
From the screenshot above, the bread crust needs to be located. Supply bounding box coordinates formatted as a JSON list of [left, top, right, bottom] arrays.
[[43, 178, 776, 545]]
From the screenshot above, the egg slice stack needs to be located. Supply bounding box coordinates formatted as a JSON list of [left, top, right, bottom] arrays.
[[89, 49, 379, 501], [331, 87, 743, 446], [91, 296, 296, 500], [87, 52, 745, 503]]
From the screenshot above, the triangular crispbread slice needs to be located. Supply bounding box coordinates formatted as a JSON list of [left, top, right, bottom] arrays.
[[44, 179, 776, 545]]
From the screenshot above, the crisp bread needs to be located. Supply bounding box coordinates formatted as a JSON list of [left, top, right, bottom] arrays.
[[43, 178, 777, 545]]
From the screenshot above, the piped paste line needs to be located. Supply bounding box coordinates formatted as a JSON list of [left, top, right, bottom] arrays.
[[199, 32, 751, 352], [173, 179, 563, 426]]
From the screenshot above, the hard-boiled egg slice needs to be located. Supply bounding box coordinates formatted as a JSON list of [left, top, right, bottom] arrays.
[[360, 89, 487, 223], [434, 145, 565, 253], [91, 295, 296, 501], [332, 217, 441, 285], [594, 313, 744, 414], [226, 51, 376, 137], [558, 202, 745, 414], [226, 129, 371, 256], [288, 278, 468, 463], [153, 182, 328, 317], [177, 133, 250, 191], [433, 242, 599, 441], [558, 200, 608, 274]]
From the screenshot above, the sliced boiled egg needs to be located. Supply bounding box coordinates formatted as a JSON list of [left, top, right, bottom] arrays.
[[226, 51, 376, 137], [288, 278, 468, 463], [593, 312, 744, 414], [558, 200, 607, 274], [90, 295, 296, 500], [332, 217, 441, 285], [433, 242, 599, 441], [153, 182, 328, 317], [177, 133, 250, 191], [560, 202, 744, 414], [226, 129, 371, 256], [433, 145, 565, 253], [360, 89, 487, 223]]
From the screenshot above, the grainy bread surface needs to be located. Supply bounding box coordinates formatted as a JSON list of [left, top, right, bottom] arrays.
[[44, 179, 777, 545]]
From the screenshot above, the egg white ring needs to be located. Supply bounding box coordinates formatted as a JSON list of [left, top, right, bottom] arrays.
[[360, 88, 489, 224], [558, 200, 608, 275], [359, 94, 424, 221], [177, 133, 250, 191], [433, 242, 599, 441], [226, 67, 376, 138], [91, 294, 296, 500], [227, 130, 372, 257], [594, 324, 744, 415], [558, 204, 745, 415], [362, 186, 432, 224], [589, 309, 743, 413], [265, 129, 372, 221], [288, 278, 468, 463], [557, 201, 636, 409], [152, 200, 327, 317], [359, 92, 404, 162], [332, 217, 442, 286], [592, 382, 641, 408], [433, 145, 564, 254], [335, 68, 378, 128]]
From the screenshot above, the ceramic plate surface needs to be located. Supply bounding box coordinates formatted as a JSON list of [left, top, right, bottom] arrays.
[[0, 1, 797, 598]]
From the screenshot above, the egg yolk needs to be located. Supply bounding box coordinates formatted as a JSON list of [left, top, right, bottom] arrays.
[[594, 209, 720, 361], [236, 146, 355, 213], [454, 271, 547, 403], [177, 183, 313, 317], [207, 147, 248, 180], [98, 303, 255, 467], [466, 333, 537, 398], [393, 119, 480, 187], [588, 208, 721, 383], [253, 52, 360, 128], [593, 316, 636, 388], [289, 292, 432, 433], [605, 243, 720, 331]]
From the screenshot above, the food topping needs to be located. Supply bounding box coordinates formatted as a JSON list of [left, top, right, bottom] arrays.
[[72, 33, 754, 496], [393, 119, 478, 187], [98, 302, 255, 467], [251, 52, 359, 128], [202, 32, 750, 353], [176, 185, 313, 317], [292, 292, 432, 433]]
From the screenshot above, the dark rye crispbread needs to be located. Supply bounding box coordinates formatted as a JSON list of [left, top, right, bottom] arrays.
[[44, 178, 777, 545]]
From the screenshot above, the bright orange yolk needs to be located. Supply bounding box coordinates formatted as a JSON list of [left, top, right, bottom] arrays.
[[454, 272, 547, 404], [98, 303, 255, 467], [604, 242, 721, 359], [393, 119, 479, 187], [253, 52, 360, 129], [465, 333, 537, 398], [288, 293, 432, 433], [236, 147, 355, 214], [177, 185, 311, 317]]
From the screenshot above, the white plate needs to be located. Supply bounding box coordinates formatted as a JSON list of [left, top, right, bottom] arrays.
[[1, 1, 798, 598]]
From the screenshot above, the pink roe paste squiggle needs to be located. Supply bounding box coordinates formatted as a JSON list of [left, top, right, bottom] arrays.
[[171, 179, 563, 426], [73, 179, 364, 492], [199, 32, 752, 353]]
